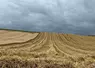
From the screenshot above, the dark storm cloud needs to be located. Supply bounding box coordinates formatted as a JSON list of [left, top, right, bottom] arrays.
[[0, 0, 95, 35]]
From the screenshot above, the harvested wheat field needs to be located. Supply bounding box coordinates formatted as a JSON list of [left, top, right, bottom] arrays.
[[0, 29, 95, 68]]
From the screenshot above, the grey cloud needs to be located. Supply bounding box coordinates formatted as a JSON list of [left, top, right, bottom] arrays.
[[0, 0, 95, 35]]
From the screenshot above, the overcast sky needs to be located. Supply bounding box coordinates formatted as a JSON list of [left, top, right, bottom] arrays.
[[0, 0, 95, 35]]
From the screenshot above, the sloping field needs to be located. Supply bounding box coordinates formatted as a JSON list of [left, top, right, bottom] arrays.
[[0, 29, 95, 68]]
